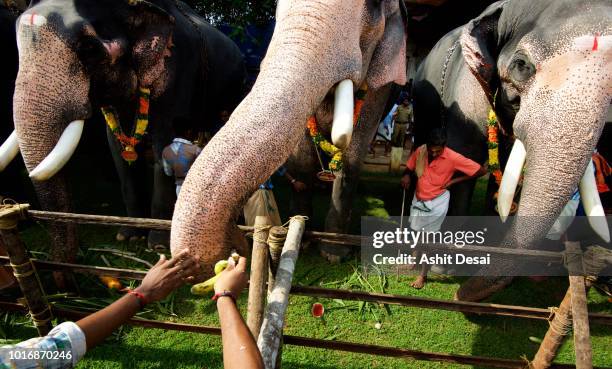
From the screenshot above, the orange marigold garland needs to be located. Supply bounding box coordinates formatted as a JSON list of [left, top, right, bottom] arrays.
[[307, 84, 368, 173], [487, 109, 502, 184], [101, 87, 151, 164]]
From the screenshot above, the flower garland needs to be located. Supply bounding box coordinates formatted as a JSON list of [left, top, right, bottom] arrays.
[[487, 109, 502, 185], [101, 87, 151, 163], [307, 84, 368, 172]]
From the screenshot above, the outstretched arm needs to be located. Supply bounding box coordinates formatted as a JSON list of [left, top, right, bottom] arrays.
[[77, 249, 200, 349], [215, 257, 264, 369]]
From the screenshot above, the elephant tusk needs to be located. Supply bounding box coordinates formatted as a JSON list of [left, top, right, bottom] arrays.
[[579, 159, 610, 243], [29, 120, 84, 181], [330, 79, 355, 151], [0, 131, 20, 172], [497, 139, 526, 223]]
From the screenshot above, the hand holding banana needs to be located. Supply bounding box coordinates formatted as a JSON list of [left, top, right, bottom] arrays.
[[191, 252, 241, 295]]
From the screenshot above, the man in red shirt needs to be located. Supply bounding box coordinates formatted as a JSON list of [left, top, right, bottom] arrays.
[[401, 128, 487, 288]]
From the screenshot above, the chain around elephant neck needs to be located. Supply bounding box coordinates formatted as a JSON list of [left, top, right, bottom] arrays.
[[439, 39, 460, 129]]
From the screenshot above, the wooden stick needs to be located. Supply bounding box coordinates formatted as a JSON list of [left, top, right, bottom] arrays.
[[565, 241, 592, 369], [1, 256, 610, 325], [247, 215, 271, 339], [258, 217, 306, 369], [0, 204, 52, 336], [27, 210, 567, 261]]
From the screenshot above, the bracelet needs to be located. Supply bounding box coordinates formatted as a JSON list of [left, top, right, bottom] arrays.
[[126, 289, 148, 310], [290, 178, 297, 184], [212, 290, 237, 303]]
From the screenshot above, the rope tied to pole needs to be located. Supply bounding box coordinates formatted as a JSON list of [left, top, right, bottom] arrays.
[[0, 202, 29, 230], [30, 306, 52, 327], [252, 225, 272, 244]]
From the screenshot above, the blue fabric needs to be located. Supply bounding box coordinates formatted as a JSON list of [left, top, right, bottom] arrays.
[[259, 166, 287, 190]]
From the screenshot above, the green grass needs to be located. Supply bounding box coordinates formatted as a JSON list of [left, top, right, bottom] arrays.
[[5, 166, 612, 369]]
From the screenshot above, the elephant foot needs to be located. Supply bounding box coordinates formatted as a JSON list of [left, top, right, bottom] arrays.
[[454, 276, 514, 302], [116, 227, 146, 243], [147, 230, 169, 252], [319, 243, 352, 264]]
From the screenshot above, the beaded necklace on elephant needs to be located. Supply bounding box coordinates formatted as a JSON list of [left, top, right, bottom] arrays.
[[306, 84, 368, 181]]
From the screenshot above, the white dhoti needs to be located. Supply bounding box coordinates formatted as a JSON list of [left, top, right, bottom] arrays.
[[409, 190, 450, 232]]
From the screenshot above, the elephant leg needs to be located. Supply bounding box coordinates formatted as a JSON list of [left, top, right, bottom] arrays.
[[148, 159, 175, 250], [447, 178, 477, 216], [106, 128, 149, 242], [286, 133, 318, 220], [33, 177, 78, 290], [322, 85, 393, 262]]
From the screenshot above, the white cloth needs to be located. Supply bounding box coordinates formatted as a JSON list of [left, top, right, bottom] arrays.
[[409, 190, 450, 232]]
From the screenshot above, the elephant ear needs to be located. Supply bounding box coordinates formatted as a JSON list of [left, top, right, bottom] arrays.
[[127, 0, 175, 87], [366, 1, 408, 89], [459, 0, 506, 106]]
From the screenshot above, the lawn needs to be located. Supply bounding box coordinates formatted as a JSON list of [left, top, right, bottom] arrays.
[[1, 155, 611, 369]]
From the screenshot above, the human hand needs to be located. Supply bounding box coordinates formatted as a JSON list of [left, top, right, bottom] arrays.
[[134, 249, 200, 304], [292, 180, 307, 192], [400, 174, 411, 189], [214, 256, 248, 297]]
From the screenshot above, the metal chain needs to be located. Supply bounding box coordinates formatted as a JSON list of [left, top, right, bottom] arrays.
[[438, 39, 459, 130]]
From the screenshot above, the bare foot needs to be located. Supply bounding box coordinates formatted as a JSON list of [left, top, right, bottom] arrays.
[[320, 250, 341, 264], [410, 276, 426, 289]]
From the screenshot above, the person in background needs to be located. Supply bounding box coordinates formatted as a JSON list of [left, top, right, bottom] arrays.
[[243, 166, 306, 226], [0, 249, 201, 368], [214, 256, 264, 369], [162, 117, 202, 196], [391, 98, 413, 149], [400, 128, 487, 289]]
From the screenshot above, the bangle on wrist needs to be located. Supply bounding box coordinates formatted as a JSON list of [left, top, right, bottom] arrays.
[[212, 290, 237, 303], [127, 289, 148, 310]]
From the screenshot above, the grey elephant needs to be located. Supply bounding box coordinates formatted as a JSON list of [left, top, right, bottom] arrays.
[[169, 0, 408, 273], [0, 0, 246, 286], [414, 0, 610, 300]]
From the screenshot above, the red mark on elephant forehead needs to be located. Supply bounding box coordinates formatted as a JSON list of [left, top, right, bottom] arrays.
[[30, 12, 35, 25], [592, 34, 599, 51]]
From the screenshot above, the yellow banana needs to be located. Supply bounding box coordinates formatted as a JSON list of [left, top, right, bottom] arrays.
[[191, 253, 241, 296]]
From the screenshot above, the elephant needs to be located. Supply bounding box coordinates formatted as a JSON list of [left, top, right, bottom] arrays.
[[0, 0, 246, 283], [170, 0, 408, 273], [413, 0, 611, 301]]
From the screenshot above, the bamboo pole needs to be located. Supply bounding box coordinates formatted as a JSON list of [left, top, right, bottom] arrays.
[[257, 217, 306, 369], [564, 241, 592, 369], [247, 216, 271, 338], [0, 204, 52, 335], [1, 256, 610, 325], [27, 210, 567, 261], [531, 244, 612, 369]]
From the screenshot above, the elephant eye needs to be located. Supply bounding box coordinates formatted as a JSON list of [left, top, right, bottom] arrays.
[[508, 54, 535, 82]]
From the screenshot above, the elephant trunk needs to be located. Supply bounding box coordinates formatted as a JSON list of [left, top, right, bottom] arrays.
[[171, 1, 364, 270], [502, 46, 611, 255]]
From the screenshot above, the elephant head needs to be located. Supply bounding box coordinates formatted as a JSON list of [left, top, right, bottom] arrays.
[[460, 0, 610, 263], [0, 0, 175, 270], [171, 0, 407, 270]]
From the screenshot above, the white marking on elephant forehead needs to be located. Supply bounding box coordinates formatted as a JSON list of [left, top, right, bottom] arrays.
[[20, 13, 47, 27], [572, 34, 612, 52]]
